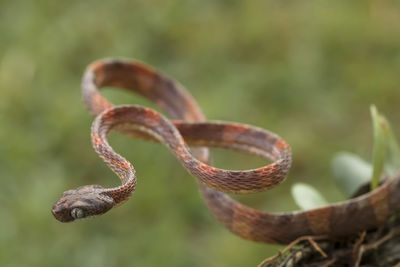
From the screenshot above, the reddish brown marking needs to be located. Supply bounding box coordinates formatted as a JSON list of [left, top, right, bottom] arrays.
[[205, 166, 217, 175], [222, 124, 249, 143], [176, 146, 187, 160], [179, 147, 190, 161], [92, 93, 113, 114], [102, 108, 116, 121], [196, 163, 208, 171], [368, 186, 389, 224], [193, 162, 220, 188], [91, 133, 103, 147], [274, 139, 288, 151], [144, 108, 161, 125], [117, 161, 131, 171], [306, 207, 331, 234], [231, 204, 261, 240], [134, 64, 159, 93], [256, 164, 275, 174], [88, 62, 107, 86]]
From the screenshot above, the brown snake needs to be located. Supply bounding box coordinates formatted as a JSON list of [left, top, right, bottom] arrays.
[[52, 58, 400, 244]]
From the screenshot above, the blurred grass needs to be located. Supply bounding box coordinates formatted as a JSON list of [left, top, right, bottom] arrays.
[[1, 0, 400, 266]]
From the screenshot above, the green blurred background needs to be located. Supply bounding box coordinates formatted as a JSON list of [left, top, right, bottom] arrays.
[[1, 1, 400, 266]]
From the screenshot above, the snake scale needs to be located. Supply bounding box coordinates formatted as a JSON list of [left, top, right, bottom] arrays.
[[52, 58, 400, 244]]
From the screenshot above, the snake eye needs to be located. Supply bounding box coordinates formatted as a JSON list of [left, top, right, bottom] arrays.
[[71, 208, 85, 219]]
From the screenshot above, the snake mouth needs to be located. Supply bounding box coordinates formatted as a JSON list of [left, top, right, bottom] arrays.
[[51, 201, 75, 222]]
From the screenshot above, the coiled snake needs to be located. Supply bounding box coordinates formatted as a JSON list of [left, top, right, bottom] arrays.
[[52, 59, 400, 244]]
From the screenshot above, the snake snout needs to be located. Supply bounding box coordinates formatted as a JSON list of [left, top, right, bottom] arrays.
[[52, 200, 75, 222]]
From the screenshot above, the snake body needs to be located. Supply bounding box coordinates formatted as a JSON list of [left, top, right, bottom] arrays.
[[52, 59, 400, 244]]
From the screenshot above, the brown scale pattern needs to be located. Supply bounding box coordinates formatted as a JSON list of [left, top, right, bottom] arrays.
[[52, 58, 400, 244]]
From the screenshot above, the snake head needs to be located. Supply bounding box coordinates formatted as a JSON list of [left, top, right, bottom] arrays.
[[52, 185, 115, 222]]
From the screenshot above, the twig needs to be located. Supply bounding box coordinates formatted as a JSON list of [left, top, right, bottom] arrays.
[[352, 231, 366, 260], [321, 257, 337, 267], [258, 235, 328, 267], [307, 236, 327, 258], [364, 225, 400, 250], [354, 225, 400, 267]]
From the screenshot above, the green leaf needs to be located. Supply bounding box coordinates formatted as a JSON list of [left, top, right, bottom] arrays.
[[380, 114, 400, 176], [370, 105, 388, 190], [331, 152, 372, 197], [291, 183, 329, 210], [331, 107, 400, 195]]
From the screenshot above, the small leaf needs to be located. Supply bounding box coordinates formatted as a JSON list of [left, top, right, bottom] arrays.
[[331, 152, 372, 197], [332, 152, 372, 197], [291, 183, 328, 210], [380, 115, 400, 176], [370, 105, 388, 190]]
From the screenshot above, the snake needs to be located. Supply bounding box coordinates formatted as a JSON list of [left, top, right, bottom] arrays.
[[52, 58, 400, 244]]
